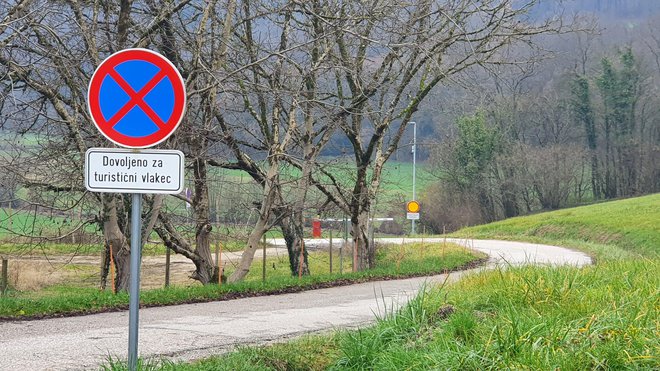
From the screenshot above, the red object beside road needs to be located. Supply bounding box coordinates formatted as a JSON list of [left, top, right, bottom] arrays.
[[312, 219, 321, 238]]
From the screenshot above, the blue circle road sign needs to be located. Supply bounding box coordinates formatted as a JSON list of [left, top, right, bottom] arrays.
[[88, 48, 186, 148]]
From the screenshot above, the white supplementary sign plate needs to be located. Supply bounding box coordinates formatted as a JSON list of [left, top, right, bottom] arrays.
[[85, 148, 184, 194], [406, 212, 420, 220]]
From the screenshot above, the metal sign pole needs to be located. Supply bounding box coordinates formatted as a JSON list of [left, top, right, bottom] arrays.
[[86, 49, 186, 371], [411, 121, 417, 235], [128, 193, 142, 371]]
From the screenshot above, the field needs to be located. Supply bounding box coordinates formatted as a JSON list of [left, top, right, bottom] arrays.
[[165, 194, 659, 370], [377, 161, 434, 194], [0, 208, 73, 239]]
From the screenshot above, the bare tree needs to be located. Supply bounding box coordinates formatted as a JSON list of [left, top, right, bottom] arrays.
[[0, 0, 235, 289], [207, 1, 343, 282], [146, 0, 239, 285], [0, 0, 134, 288], [520, 144, 586, 210], [304, 0, 562, 270]]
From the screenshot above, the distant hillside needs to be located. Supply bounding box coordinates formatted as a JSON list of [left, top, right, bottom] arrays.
[[532, 0, 660, 20]]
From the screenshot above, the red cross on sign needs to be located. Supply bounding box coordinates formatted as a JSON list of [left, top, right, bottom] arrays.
[[87, 48, 186, 148]]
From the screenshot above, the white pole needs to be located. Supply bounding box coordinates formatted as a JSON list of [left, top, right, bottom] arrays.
[[411, 121, 417, 235]]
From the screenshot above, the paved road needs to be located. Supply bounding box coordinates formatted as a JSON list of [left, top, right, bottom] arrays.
[[0, 239, 591, 370]]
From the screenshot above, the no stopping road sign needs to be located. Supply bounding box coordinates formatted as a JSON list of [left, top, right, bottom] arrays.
[[87, 48, 186, 148]]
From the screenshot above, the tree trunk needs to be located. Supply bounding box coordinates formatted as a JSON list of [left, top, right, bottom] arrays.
[[604, 121, 617, 198], [191, 223, 213, 284], [190, 157, 214, 284], [280, 109, 315, 276], [103, 195, 131, 292], [351, 207, 372, 270], [228, 165, 279, 282], [500, 167, 520, 218], [228, 216, 269, 282], [101, 194, 164, 292], [100, 241, 110, 290], [112, 242, 131, 292], [279, 212, 309, 277], [590, 151, 601, 199], [347, 160, 375, 271]]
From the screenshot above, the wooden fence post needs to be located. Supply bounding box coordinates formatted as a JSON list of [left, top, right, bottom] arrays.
[[329, 229, 333, 274], [164, 246, 170, 288], [353, 240, 358, 272], [1, 258, 8, 294], [218, 241, 223, 287], [262, 234, 267, 283], [298, 240, 304, 279], [341, 218, 347, 274], [109, 244, 116, 294], [215, 240, 220, 284]]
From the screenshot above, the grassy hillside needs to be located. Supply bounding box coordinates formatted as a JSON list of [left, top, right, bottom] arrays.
[[164, 195, 659, 370], [452, 194, 660, 260]]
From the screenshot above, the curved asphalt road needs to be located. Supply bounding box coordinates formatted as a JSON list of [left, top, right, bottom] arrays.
[[0, 239, 591, 370]]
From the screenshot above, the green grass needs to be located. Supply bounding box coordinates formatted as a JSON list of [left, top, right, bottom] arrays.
[[161, 195, 659, 370], [0, 242, 104, 256], [451, 193, 660, 261], [381, 161, 434, 194], [168, 261, 658, 370], [166, 335, 341, 371], [224, 241, 471, 282], [0, 208, 74, 238], [0, 242, 480, 319]]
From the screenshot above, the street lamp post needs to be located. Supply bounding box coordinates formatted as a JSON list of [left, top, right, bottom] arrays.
[[410, 121, 417, 235]]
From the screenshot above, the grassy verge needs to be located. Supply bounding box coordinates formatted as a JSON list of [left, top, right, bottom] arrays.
[[157, 195, 658, 370], [0, 242, 481, 320], [175, 260, 657, 371]]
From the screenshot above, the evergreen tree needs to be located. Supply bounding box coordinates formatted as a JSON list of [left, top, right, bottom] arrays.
[[571, 75, 601, 199]]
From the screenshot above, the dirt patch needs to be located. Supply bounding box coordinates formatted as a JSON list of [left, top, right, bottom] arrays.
[[533, 224, 565, 237], [5, 260, 63, 291], [3, 254, 204, 292], [578, 227, 622, 245], [1, 247, 288, 291]]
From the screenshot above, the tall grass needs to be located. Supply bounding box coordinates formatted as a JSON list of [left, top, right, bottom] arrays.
[[100, 356, 172, 371], [185, 260, 658, 370]]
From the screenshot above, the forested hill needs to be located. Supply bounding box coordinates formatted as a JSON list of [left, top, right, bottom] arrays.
[[532, 0, 660, 19]]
